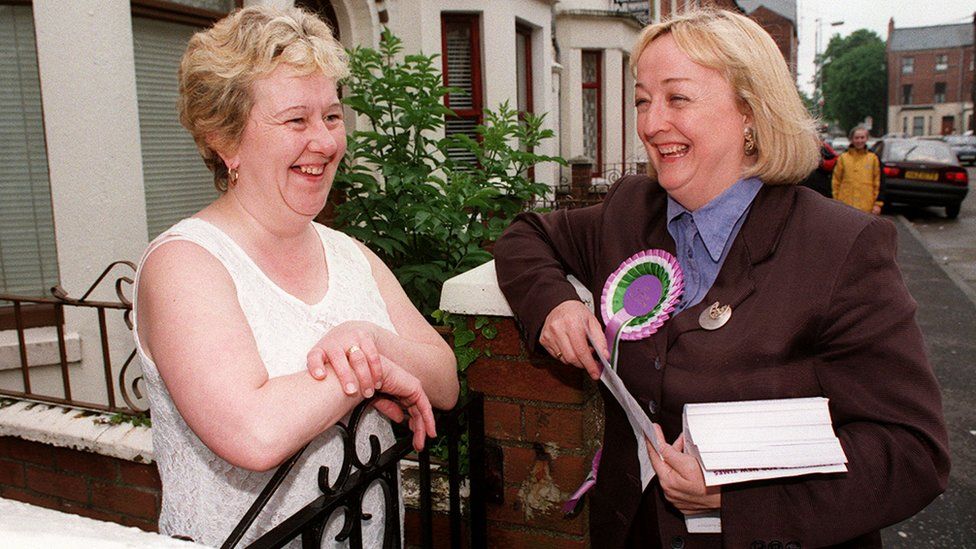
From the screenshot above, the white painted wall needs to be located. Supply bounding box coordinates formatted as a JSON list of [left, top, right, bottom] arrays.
[[888, 102, 974, 136], [17, 0, 150, 406], [557, 0, 617, 11], [555, 11, 645, 174]]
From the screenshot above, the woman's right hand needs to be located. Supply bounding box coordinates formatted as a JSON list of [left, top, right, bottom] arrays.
[[372, 356, 438, 451], [539, 300, 609, 380]]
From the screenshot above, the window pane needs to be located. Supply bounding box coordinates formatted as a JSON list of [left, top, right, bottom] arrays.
[[582, 52, 598, 83], [516, 31, 528, 114], [0, 5, 59, 299], [163, 0, 235, 12], [912, 116, 925, 136], [444, 23, 474, 110], [582, 88, 599, 162], [901, 57, 913, 74], [133, 17, 217, 239]]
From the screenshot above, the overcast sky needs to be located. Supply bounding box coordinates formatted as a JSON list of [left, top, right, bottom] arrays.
[[795, 0, 976, 95]]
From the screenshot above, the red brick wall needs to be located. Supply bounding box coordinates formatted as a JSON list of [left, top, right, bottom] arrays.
[[748, 7, 797, 77], [467, 317, 602, 548], [0, 435, 466, 546], [0, 436, 161, 532], [887, 47, 974, 106]]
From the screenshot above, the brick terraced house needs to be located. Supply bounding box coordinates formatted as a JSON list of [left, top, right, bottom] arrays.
[[886, 16, 975, 136]]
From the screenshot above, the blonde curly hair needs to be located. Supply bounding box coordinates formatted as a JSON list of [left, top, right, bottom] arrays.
[[178, 5, 348, 191], [631, 9, 819, 184]]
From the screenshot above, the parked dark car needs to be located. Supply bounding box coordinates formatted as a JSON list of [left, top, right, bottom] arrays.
[[831, 136, 850, 154], [799, 141, 837, 198], [873, 138, 969, 218], [944, 135, 976, 165]]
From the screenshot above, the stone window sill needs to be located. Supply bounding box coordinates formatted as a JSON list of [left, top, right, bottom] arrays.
[[0, 327, 82, 371]]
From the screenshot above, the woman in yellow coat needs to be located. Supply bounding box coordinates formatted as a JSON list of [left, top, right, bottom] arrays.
[[832, 126, 882, 214]]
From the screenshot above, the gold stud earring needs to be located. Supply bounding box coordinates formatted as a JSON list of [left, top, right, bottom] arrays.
[[743, 127, 758, 156], [228, 168, 239, 187]]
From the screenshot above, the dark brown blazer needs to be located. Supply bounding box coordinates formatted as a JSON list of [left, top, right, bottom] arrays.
[[494, 175, 949, 548]]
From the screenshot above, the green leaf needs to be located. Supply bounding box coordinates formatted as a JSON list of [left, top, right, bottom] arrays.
[[453, 328, 476, 348], [455, 346, 480, 371]]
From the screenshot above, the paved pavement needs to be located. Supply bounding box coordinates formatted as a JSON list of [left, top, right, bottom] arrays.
[[879, 168, 976, 547], [896, 165, 976, 303]]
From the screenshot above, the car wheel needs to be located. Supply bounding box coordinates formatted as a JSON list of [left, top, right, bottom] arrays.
[[946, 203, 961, 219]]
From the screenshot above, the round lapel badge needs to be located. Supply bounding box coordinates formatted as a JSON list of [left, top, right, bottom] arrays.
[[699, 301, 732, 330]]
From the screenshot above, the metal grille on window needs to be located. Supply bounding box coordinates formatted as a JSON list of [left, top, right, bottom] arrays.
[[133, 17, 217, 239], [445, 26, 474, 110], [0, 5, 59, 300], [444, 20, 479, 167], [445, 118, 479, 166]]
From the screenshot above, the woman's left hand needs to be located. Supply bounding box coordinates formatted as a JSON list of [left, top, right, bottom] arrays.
[[306, 321, 384, 398], [646, 424, 721, 514]]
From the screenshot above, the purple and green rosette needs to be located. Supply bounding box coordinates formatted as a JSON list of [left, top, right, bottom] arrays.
[[600, 249, 684, 366]]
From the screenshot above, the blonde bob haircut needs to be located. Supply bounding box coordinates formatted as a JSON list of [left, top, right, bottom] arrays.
[[630, 9, 819, 184], [178, 5, 348, 191]]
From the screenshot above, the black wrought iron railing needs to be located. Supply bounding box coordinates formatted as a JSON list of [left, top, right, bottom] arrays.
[[224, 393, 486, 549], [540, 161, 648, 210], [0, 261, 145, 414], [598, 161, 647, 183]]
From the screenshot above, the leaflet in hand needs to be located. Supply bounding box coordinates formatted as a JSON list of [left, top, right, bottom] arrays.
[[588, 333, 660, 489]]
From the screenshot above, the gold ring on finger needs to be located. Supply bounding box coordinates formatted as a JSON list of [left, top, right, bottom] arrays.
[[555, 351, 563, 359], [348, 345, 362, 354]]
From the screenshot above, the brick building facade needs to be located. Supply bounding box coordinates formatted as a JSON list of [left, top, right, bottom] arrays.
[[886, 17, 975, 136], [651, 0, 798, 79]]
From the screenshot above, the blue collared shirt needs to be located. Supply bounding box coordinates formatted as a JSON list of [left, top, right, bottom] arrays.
[[666, 177, 763, 313]]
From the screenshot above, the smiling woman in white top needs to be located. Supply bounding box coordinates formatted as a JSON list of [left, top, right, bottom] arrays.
[[133, 6, 458, 546]]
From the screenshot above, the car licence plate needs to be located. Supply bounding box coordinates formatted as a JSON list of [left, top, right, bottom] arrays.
[[905, 170, 938, 181]]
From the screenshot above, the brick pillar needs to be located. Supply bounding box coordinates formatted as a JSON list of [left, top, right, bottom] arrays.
[[466, 316, 602, 548], [568, 157, 594, 199]]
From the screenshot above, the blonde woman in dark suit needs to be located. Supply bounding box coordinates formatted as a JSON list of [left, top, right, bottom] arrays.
[[495, 9, 948, 548]]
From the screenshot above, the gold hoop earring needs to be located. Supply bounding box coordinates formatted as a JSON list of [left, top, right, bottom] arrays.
[[228, 168, 239, 187], [743, 127, 758, 156]]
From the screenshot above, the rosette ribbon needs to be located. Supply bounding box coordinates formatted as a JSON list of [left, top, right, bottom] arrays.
[[564, 249, 683, 516]]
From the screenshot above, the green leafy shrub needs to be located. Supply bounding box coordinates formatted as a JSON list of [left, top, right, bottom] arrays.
[[334, 29, 564, 317]]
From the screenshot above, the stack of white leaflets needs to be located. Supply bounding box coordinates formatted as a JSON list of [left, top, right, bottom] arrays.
[[682, 397, 848, 534], [682, 396, 848, 486]]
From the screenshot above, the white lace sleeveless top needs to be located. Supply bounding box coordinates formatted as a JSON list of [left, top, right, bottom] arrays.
[[133, 218, 399, 548]]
